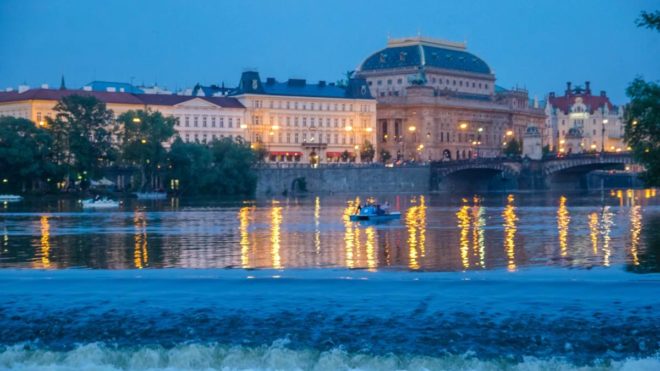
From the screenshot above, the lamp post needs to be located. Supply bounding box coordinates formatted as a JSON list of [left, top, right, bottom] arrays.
[[408, 125, 416, 161], [601, 119, 608, 153]]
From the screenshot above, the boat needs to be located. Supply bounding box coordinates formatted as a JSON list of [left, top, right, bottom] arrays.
[[349, 204, 401, 222], [0, 194, 23, 202], [81, 198, 120, 209], [135, 192, 167, 200]]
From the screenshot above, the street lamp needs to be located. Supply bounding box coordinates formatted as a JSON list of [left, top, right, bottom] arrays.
[[133, 117, 141, 123], [459, 123, 468, 130], [601, 119, 608, 153]]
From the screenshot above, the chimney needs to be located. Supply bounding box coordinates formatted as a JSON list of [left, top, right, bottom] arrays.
[[319, 80, 326, 87], [41, 84, 49, 89], [266, 77, 276, 85], [585, 81, 591, 95], [18, 84, 29, 93], [565, 82, 572, 95], [600, 90, 606, 97], [549, 92, 555, 98]]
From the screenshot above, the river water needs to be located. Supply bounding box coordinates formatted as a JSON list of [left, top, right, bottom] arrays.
[[0, 190, 659, 370]]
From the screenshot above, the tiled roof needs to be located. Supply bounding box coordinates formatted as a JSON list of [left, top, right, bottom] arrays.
[[359, 42, 491, 75], [548, 93, 614, 114], [231, 71, 373, 100], [0, 89, 244, 108]]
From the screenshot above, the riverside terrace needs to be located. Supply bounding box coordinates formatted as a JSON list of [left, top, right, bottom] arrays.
[[254, 153, 637, 195]]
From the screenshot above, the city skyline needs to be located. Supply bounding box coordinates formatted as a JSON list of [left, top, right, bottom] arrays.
[[1, 0, 658, 103]]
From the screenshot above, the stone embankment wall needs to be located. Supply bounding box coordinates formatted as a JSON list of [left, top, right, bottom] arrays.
[[255, 166, 430, 196]]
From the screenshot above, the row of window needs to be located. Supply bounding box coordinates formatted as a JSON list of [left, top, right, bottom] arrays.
[[369, 77, 489, 90], [176, 115, 242, 129], [254, 100, 370, 112], [255, 116, 370, 129], [181, 133, 242, 143], [262, 132, 361, 145]]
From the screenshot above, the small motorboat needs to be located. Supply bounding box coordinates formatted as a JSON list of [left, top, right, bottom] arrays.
[[0, 195, 23, 202], [82, 198, 120, 209], [349, 203, 401, 222], [135, 192, 167, 200]]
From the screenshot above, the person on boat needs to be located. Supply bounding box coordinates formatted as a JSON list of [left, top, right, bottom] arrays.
[[382, 201, 390, 213], [356, 204, 362, 214]]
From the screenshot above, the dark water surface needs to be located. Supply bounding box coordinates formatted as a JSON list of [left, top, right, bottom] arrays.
[[1, 190, 659, 370], [1, 189, 659, 271]]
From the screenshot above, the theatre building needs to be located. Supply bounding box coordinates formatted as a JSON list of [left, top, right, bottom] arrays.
[[354, 36, 546, 161]]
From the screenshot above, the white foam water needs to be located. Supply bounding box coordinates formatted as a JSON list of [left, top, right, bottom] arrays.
[[0, 342, 658, 371]]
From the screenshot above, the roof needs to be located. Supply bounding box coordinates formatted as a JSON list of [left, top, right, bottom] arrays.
[[231, 71, 373, 100], [548, 92, 614, 114], [0, 89, 244, 108], [86, 81, 144, 94], [358, 36, 491, 75]]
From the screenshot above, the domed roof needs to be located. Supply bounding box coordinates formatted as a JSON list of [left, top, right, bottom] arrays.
[[358, 36, 491, 75]]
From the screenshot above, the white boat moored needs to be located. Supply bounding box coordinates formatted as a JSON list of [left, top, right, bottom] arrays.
[[0, 194, 23, 202], [82, 198, 120, 209]]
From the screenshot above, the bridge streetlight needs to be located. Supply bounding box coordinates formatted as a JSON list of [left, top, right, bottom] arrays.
[[601, 119, 608, 153]]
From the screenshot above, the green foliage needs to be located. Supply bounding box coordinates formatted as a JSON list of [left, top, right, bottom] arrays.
[[0, 117, 57, 192], [503, 138, 522, 157], [251, 142, 269, 163], [46, 95, 115, 184], [380, 149, 392, 163], [116, 110, 176, 190], [624, 78, 660, 186], [360, 140, 375, 162], [165, 138, 257, 196], [341, 150, 351, 162], [636, 10, 660, 31]]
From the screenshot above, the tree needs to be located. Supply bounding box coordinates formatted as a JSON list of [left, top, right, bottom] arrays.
[[636, 10, 660, 31], [165, 139, 214, 196], [624, 78, 660, 186], [624, 10, 660, 186], [340, 150, 351, 162], [251, 141, 269, 163], [46, 95, 115, 187], [380, 149, 392, 163], [0, 117, 57, 192], [360, 140, 375, 162], [209, 137, 257, 195], [502, 138, 522, 157], [116, 109, 176, 191]]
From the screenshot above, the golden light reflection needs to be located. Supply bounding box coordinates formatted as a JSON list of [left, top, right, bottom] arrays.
[[503, 194, 517, 271], [343, 198, 359, 268], [588, 212, 599, 256], [270, 205, 283, 269], [365, 226, 376, 271], [239, 206, 251, 268], [133, 211, 148, 269], [557, 196, 570, 257], [600, 206, 613, 267], [40, 216, 51, 268], [457, 203, 471, 270], [630, 205, 642, 266], [406, 195, 427, 270], [472, 196, 486, 268], [314, 196, 321, 254]]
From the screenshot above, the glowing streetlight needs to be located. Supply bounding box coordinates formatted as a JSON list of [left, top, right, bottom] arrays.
[[408, 126, 416, 132], [240, 124, 248, 129], [506, 130, 514, 136], [459, 123, 468, 130], [345, 126, 353, 131], [272, 125, 280, 130], [140, 139, 147, 144], [559, 139, 565, 145], [366, 127, 373, 132], [478, 127, 483, 132], [133, 117, 141, 123]]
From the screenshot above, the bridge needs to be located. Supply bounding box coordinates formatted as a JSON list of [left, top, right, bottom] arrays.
[[430, 153, 637, 191]]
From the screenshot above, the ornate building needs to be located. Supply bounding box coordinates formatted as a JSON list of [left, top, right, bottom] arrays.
[[354, 36, 546, 161], [0, 88, 246, 145], [229, 71, 377, 164], [545, 82, 625, 154]]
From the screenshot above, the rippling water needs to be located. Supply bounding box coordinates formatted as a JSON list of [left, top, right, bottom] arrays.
[[1, 190, 659, 370], [1, 189, 659, 271]]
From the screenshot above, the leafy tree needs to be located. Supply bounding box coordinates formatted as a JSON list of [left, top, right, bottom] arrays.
[[380, 149, 392, 163], [165, 139, 214, 195], [209, 137, 257, 195], [340, 150, 351, 162], [0, 117, 58, 192], [116, 110, 176, 191], [624, 10, 660, 186], [251, 141, 269, 163], [624, 78, 660, 186], [636, 10, 660, 31], [503, 138, 522, 157], [360, 140, 375, 162], [46, 95, 115, 187]]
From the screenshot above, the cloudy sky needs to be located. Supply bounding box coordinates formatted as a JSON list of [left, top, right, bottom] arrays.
[[1, 0, 658, 102]]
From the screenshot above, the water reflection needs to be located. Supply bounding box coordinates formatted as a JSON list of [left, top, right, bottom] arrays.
[[503, 194, 517, 272], [0, 190, 659, 271], [557, 196, 570, 257]]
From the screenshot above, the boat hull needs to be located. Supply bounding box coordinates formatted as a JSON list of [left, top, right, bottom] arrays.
[[349, 212, 401, 222]]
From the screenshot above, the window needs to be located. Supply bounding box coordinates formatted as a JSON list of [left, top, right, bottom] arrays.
[[377, 80, 382, 85], [228, 118, 233, 128], [387, 79, 392, 85], [287, 133, 291, 143], [287, 117, 291, 126], [294, 117, 299, 127], [310, 117, 315, 127], [303, 117, 307, 127], [294, 133, 299, 143], [219, 117, 224, 128], [185, 116, 190, 127], [211, 117, 216, 127], [202, 116, 207, 127], [194, 116, 198, 127]]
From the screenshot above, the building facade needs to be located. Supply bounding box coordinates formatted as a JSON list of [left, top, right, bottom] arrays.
[[545, 82, 625, 154], [0, 88, 246, 145], [230, 71, 377, 164], [354, 36, 546, 161]]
